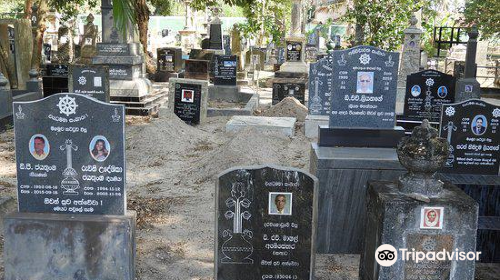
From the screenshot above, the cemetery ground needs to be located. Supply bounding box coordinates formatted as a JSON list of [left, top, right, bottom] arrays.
[[0, 83, 498, 280]]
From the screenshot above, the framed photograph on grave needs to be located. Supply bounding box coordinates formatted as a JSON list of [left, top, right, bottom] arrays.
[[420, 207, 444, 229], [268, 192, 293, 216], [89, 135, 111, 162], [29, 134, 50, 161], [356, 71, 374, 94], [411, 85, 421, 97], [181, 89, 194, 103], [470, 115, 487, 136]]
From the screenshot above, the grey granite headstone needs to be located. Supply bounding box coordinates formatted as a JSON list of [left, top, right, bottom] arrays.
[[439, 99, 499, 175], [215, 165, 317, 280], [308, 56, 333, 115], [69, 64, 110, 102], [329, 46, 399, 128], [13, 93, 126, 215], [403, 70, 455, 122]]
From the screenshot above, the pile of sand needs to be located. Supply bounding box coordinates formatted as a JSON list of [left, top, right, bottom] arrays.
[[260, 97, 308, 122]]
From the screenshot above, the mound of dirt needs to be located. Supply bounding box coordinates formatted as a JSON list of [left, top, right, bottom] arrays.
[[260, 97, 308, 122]]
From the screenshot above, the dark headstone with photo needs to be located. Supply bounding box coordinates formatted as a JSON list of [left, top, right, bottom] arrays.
[[156, 47, 183, 82], [42, 64, 69, 97], [168, 78, 208, 125], [272, 79, 306, 105], [403, 70, 455, 122], [214, 55, 237, 86], [215, 165, 317, 280], [285, 41, 303, 62], [439, 99, 499, 175], [69, 64, 110, 102], [13, 93, 126, 215], [308, 57, 333, 115], [185, 59, 210, 80], [319, 46, 404, 147]]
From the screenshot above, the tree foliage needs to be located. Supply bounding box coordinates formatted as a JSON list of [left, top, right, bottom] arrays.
[[344, 0, 423, 50], [463, 0, 500, 39]]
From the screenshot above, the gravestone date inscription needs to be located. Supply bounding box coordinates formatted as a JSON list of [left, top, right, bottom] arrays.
[[216, 165, 317, 280], [329, 46, 399, 128], [403, 70, 455, 122], [439, 99, 499, 175], [69, 65, 110, 102], [174, 83, 202, 125], [13, 94, 126, 215]]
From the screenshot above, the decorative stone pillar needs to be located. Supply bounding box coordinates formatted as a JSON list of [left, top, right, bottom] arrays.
[[455, 26, 481, 102], [277, 0, 308, 74], [178, 0, 197, 54], [397, 14, 422, 104]]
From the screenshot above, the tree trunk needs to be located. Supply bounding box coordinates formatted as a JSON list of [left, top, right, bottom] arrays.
[[0, 43, 15, 87], [24, 0, 33, 19], [134, 0, 155, 74], [30, 0, 48, 70]]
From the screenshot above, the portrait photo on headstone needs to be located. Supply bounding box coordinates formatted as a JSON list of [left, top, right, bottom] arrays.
[[268, 192, 292, 215], [356, 71, 374, 94]]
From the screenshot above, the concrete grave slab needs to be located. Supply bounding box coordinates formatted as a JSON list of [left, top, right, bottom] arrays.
[[226, 116, 296, 137]]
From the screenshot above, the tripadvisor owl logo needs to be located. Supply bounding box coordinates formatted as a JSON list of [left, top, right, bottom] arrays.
[[375, 244, 398, 267]]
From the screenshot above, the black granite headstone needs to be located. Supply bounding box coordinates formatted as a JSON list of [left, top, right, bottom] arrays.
[[285, 41, 303, 62], [214, 55, 237, 86], [43, 64, 69, 97], [209, 23, 223, 49], [308, 57, 333, 115], [272, 80, 306, 105], [329, 46, 399, 128], [69, 65, 110, 102], [173, 82, 202, 124], [43, 43, 52, 62], [439, 99, 499, 175], [13, 93, 126, 215], [216, 165, 317, 280], [403, 70, 456, 122]]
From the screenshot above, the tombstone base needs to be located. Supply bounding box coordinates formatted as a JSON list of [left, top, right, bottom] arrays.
[[274, 71, 308, 79], [155, 71, 179, 82], [278, 61, 308, 73], [305, 114, 329, 138], [207, 87, 259, 117], [3, 211, 136, 280], [110, 77, 152, 98], [359, 180, 478, 280], [318, 125, 405, 148], [226, 116, 296, 137]]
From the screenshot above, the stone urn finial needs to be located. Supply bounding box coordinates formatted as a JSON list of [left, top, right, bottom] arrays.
[[29, 68, 39, 81], [397, 120, 449, 196], [0, 72, 8, 88], [409, 14, 418, 27]]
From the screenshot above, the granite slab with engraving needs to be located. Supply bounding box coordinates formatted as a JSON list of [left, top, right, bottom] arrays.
[[13, 93, 125, 215], [216, 165, 317, 280], [285, 41, 303, 62], [214, 55, 237, 86], [69, 65, 110, 102], [403, 70, 455, 122], [308, 57, 333, 115], [329, 46, 399, 128], [157, 47, 182, 72], [439, 99, 499, 175]]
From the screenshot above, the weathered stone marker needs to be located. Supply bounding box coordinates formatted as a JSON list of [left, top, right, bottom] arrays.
[[69, 64, 110, 102], [215, 165, 317, 280], [4, 93, 135, 280], [439, 99, 499, 175], [359, 120, 478, 280]]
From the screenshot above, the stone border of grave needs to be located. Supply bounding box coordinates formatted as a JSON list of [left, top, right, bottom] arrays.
[[207, 86, 259, 117]]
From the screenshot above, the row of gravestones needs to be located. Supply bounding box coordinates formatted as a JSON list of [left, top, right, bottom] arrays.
[[4, 92, 489, 280], [306, 46, 499, 176]]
